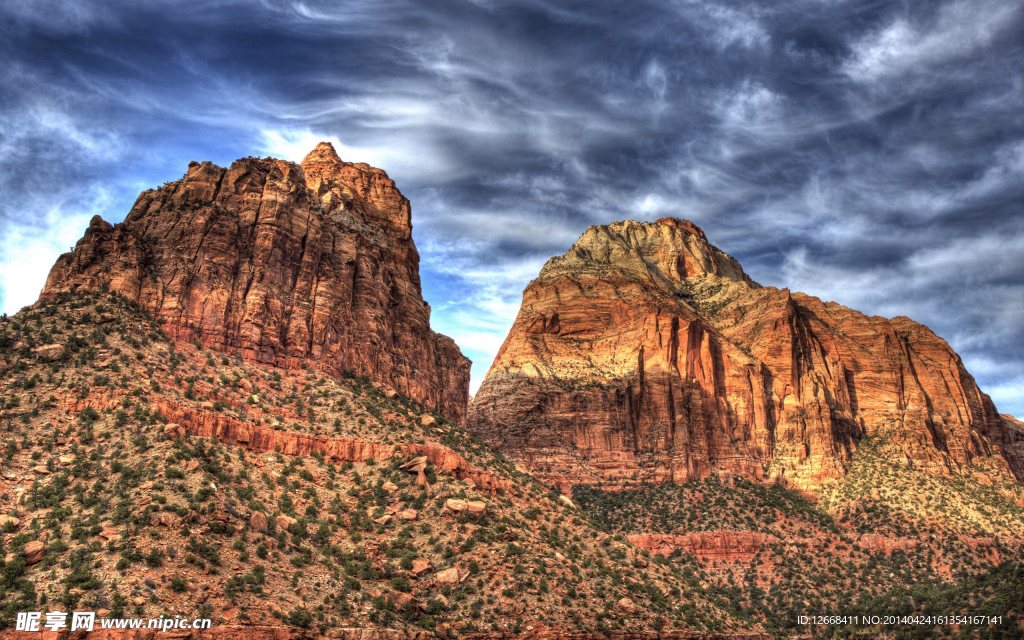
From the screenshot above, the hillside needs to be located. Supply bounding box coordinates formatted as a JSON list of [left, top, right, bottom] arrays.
[[0, 290, 757, 637]]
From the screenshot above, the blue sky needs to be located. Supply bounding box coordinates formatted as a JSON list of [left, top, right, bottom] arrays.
[[1, 0, 1021, 416]]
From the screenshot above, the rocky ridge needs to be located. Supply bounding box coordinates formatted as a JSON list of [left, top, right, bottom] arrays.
[[468, 218, 1024, 492], [40, 143, 470, 425]]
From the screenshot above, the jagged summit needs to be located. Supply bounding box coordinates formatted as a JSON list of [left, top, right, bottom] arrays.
[[41, 145, 470, 423], [541, 218, 755, 291], [302, 140, 342, 163]]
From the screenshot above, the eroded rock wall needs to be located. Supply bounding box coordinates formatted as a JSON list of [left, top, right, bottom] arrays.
[[40, 143, 470, 424], [468, 218, 1022, 490]]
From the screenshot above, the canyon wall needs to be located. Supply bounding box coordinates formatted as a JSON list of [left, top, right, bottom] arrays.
[[40, 143, 471, 424], [468, 218, 1024, 491]]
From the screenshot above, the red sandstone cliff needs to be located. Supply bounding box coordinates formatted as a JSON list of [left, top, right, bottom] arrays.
[[467, 218, 1024, 490], [40, 143, 470, 424]]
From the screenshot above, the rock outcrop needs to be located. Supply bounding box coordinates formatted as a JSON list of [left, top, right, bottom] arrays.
[[40, 143, 470, 424], [627, 531, 779, 562], [468, 218, 1023, 490]]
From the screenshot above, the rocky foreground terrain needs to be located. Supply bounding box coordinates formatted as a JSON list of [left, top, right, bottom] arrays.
[[0, 291, 750, 638], [0, 149, 1021, 640]]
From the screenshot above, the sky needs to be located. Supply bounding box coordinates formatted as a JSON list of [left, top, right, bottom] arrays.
[[1, 0, 1021, 417]]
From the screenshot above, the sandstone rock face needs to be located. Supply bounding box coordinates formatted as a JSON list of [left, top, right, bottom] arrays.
[[133, 397, 512, 495], [627, 531, 779, 562], [40, 143, 470, 424], [468, 218, 1023, 490]]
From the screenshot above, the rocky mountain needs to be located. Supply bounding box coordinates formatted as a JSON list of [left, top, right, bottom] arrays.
[[41, 143, 470, 425], [3, 158, 1022, 639], [468, 218, 1024, 492]]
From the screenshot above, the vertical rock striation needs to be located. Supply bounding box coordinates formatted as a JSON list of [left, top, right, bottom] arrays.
[[41, 143, 471, 424], [467, 218, 1023, 491]]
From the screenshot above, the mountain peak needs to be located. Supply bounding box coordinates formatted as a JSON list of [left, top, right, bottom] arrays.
[[543, 217, 751, 288], [301, 140, 341, 164]]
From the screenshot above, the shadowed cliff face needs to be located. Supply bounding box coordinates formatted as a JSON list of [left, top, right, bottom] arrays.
[[468, 218, 1024, 491], [40, 142, 471, 424]]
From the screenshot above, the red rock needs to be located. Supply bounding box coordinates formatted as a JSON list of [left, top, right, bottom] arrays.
[[616, 597, 637, 615], [275, 514, 297, 530], [151, 511, 177, 527], [97, 526, 120, 541], [435, 567, 460, 585], [469, 218, 1024, 490], [23, 540, 45, 564], [250, 511, 268, 533], [411, 557, 432, 575], [41, 143, 470, 425], [445, 499, 467, 512], [859, 534, 919, 555], [33, 344, 65, 361], [628, 531, 779, 563]]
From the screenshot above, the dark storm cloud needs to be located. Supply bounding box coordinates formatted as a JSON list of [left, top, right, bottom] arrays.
[[1, 0, 1022, 413]]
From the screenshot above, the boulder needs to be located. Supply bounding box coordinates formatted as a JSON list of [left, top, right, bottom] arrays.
[[435, 568, 460, 585], [558, 495, 576, 509], [151, 511, 177, 527], [411, 557, 432, 575], [0, 515, 20, 529], [466, 501, 486, 515], [616, 597, 637, 615], [445, 499, 467, 513], [33, 344, 65, 361], [275, 514, 297, 530], [401, 509, 418, 521], [23, 540, 45, 565], [250, 511, 268, 533], [419, 415, 436, 428]]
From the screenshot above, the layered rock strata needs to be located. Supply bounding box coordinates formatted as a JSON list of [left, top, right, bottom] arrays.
[[627, 532, 779, 562], [468, 218, 1024, 490], [40, 143, 470, 423]]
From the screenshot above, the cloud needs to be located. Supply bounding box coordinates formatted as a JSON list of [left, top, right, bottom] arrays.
[[0, 0, 1020, 415], [843, 0, 1021, 84]]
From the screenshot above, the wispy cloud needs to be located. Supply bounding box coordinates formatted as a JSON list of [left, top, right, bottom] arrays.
[[0, 0, 1021, 416]]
